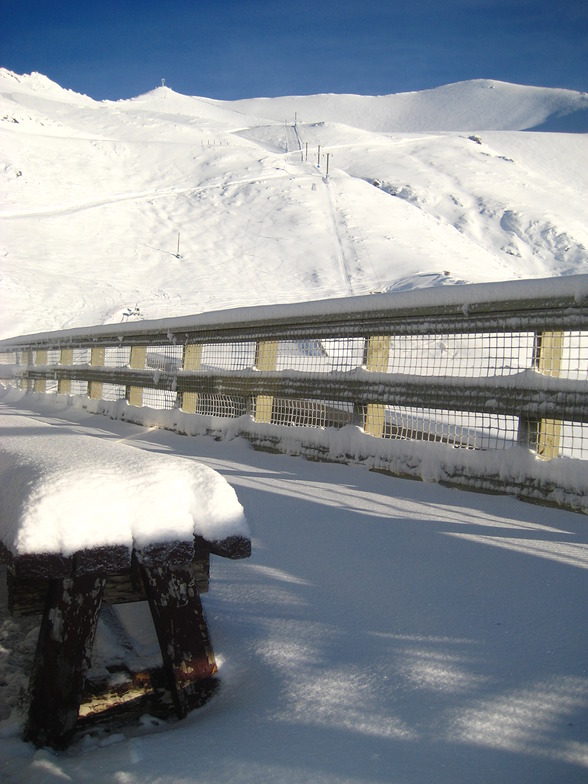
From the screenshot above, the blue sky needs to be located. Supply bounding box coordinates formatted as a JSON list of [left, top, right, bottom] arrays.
[[1, 0, 586, 100]]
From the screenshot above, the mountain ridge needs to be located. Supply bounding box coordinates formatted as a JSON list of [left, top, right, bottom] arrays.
[[2, 69, 587, 133], [0, 69, 587, 339]]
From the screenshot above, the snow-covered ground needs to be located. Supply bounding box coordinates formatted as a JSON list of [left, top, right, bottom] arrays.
[[1, 70, 588, 781], [0, 408, 249, 559], [1, 70, 587, 339], [1, 389, 587, 783]]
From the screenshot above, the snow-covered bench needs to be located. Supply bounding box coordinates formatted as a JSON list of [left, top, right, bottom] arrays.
[[0, 412, 251, 749]]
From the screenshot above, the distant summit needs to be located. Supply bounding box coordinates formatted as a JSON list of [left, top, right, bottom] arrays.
[[2, 69, 587, 132], [226, 80, 588, 133], [0, 68, 95, 105]]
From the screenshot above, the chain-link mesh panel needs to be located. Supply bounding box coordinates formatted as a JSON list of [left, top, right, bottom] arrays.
[[0, 352, 17, 385], [322, 338, 365, 372], [141, 388, 179, 409], [275, 339, 364, 373], [195, 394, 247, 418], [70, 380, 88, 396], [357, 404, 519, 450], [73, 348, 92, 365], [101, 383, 127, 402], [145, 346, 184, 373], [260, 397, 354, 429], [385, 332, 536, 377], [199, 343, 256, 371], [105, 346, 131, 367]]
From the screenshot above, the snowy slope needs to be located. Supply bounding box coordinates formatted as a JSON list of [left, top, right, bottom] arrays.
[[229, 79, 588, 133], [1, 390, 587, 783], [1, 69, 587, 339]]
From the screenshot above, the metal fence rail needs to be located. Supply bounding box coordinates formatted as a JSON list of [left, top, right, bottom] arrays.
[[1, 276, 587, 510]]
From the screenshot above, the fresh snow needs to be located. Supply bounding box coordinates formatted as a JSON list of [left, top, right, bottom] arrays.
[[1, 69, 587, 339], [1, 389, 587, 783], [0, 71, 588, 782], [0, 411, 248, 558], [2, 272, 586, 347]]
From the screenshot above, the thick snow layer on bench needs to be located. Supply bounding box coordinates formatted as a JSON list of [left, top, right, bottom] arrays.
[[0, 413, 249, 558]]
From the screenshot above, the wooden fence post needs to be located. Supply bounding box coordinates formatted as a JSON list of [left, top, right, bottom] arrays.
[[58, 348, 73, 394], [20, 350, 34, 391], [536, 331, 564, 459], [181, 343, 202, 412], [127, 346, 147, 407], [88, 347, 105, 399], [363, 336, 391, 437], [255, 340, 278, 423], [33, 350, 47, 393]]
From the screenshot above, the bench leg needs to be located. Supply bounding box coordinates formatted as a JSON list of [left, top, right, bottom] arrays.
[[23, 573, 106, 749], [141, 564, 217, 718]]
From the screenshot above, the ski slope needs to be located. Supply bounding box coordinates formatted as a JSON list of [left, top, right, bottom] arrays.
[[1, 69, 587, 339]]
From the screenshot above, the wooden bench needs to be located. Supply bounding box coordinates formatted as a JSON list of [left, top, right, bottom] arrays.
[[0, 413, 251, 749]]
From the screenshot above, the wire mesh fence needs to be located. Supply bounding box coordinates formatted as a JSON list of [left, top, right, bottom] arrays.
[[267, 398, 354, 429], [371, 406, 520, 451], [1, 279, 587, 484]]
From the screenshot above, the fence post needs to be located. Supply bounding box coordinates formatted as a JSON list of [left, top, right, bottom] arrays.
[[33, 350, 47, 393], [363, 336, 391, 437], [127, 346, 147, 407], [535, 331, 564, 459], [89, 348, 105, 400], [255, 340, 278, 423], [58, 348, 73, 395], [18, 350, 33, 391], [181, 344, 202, 413]]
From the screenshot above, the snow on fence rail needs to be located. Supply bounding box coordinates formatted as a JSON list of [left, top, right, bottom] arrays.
[[1, 275, 587, 511]]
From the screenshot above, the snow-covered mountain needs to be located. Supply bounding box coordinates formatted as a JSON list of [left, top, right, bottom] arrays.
[[1, 68, 587, 339]]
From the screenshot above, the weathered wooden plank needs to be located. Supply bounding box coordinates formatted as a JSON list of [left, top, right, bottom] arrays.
[[23, 573, 106, 749], [0, 541, 73, 580], [141, 563, 217, 718], [0, 543, 133, 580], [198, 534, 251, 560], [6, 555, 210, 617], [74, 544, 132, 575], [134, 539, 195, 567]]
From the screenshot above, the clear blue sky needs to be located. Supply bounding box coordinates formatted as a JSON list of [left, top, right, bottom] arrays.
[[1, 0, 586, 100]]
